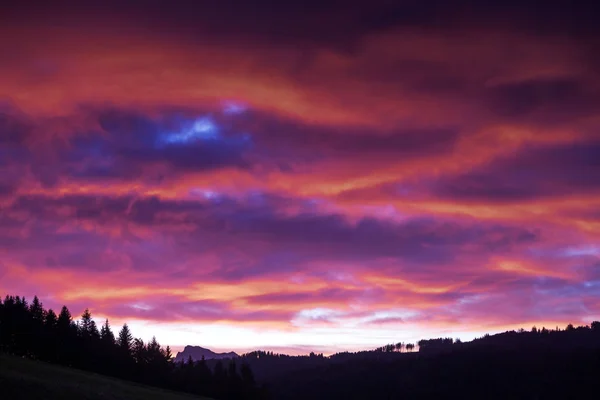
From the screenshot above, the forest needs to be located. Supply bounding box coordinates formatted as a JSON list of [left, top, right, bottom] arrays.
[[239, 323, 600, 399], [0, 295, 268, 400]]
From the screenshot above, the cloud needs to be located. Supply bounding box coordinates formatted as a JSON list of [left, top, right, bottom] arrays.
[[1, 0, 599, 352], [3, 193, 540, 278], [243, 287, 386, 308], [484, 77, 600, 123], [231, 111, 461, 168], [0, 108, 32, 144], [103, 297, 293, 323], [88, 108, 252, 174], [0, 106, 256, 194], [432, 140, 600, 202]]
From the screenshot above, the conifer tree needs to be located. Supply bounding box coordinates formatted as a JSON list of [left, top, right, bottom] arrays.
[[79, 308, 99, 338], [45, 309, 58, 327], [100, 319, 115, 344], [30, 295, 45, 322], [117, 323, 134, 353], [57, 306, 73, 331], [164, 345, 173, 361]]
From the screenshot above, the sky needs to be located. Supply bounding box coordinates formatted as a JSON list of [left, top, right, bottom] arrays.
[[0, 0, 599, 355]]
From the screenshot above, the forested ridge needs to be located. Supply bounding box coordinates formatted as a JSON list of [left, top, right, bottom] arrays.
[[243, 322, 600, 399], [0, 294, 268, 400]]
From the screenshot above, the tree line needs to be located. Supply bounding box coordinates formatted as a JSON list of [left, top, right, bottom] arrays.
[[0, 294, 269, 400], [265, 322, 600, 400], [374, 342, 416, 353]]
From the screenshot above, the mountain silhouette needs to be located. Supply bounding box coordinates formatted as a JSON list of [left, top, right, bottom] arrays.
[[173, 345, 239, 362]]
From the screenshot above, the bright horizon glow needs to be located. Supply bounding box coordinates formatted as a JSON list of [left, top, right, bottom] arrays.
[[94, 315, 576, 356]]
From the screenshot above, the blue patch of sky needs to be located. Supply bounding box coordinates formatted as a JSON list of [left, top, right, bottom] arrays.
[[189, 188, 222, 201], [359, 204, 405, 220], [245, 190, 269, 206], [131, 303, 153, 311], [560, 245, 600, 257], [361, 310, 418, 323], [302, 198, 329, 212], [159, 116, 219, 145], [222, 100, 248, 115], [533, 277, 600, 298], [583, 281, 600, 289], [296, 308, 341, 321], [155, 112, 254, 150], [456, 294, 485, 306], [528, 245, 600, 259]]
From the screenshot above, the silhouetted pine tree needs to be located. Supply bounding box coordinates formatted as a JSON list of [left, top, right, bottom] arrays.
[[79, 308, 100, 339], [117, 323, 133, 353], [29, 296, 44, 320], [43, 309, 58, 361], [45, 309, 58, 327], [57, 306, 73, 331], [100, 319, 115, 344], [117, 323, 135, 379]]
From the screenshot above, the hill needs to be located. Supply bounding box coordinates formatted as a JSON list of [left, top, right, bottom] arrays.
[[174, 346, 239, 363], [0, 353, 211, 400], [237, 323, 600, 399]]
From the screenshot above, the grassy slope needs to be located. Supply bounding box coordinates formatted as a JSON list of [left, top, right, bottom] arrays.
[[0, 353, 211, 400]]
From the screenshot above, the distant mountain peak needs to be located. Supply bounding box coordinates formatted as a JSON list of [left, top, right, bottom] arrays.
[[174, 345, 239, 362]]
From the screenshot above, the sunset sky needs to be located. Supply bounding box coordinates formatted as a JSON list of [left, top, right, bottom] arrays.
[[1, 0, 599, 355]]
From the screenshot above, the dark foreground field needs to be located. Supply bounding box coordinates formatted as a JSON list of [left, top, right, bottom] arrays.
[[0, 353, 210, 400]]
